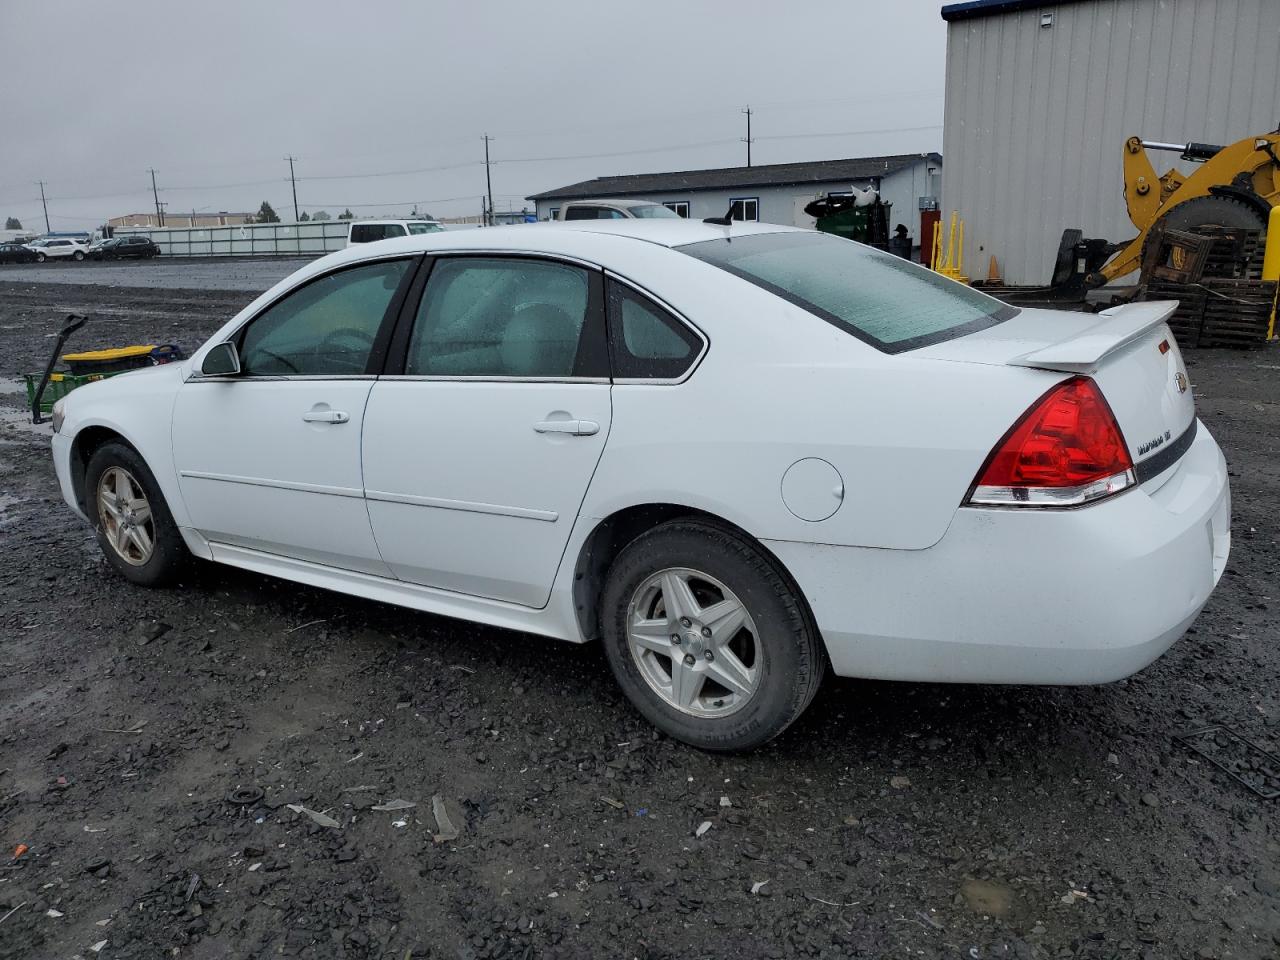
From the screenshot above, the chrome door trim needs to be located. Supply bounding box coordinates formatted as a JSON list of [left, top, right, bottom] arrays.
[[178, 470, 363, 499], [365, 489, 558, 523]]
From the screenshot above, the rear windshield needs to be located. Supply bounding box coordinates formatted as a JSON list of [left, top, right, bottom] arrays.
[[407, 222, 443, 235], [679, 231, 1017, 352]]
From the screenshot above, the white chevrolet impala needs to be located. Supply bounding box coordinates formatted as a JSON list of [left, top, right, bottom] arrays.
[[49, 220, 1230, 750]]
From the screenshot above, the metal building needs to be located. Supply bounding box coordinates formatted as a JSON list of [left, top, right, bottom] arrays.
[[527, 154, 942, 238], [941, 0, 1280, 285]]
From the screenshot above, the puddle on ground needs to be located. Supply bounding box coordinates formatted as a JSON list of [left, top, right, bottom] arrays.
[[0, 377, 26, 395]]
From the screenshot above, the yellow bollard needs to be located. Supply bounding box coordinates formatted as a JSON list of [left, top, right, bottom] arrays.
[[1263, 205, 1280, 339]]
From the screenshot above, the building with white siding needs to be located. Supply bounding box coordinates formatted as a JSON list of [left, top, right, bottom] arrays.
[[527, 154, 942, 247], [941, 0, 1280, 285]]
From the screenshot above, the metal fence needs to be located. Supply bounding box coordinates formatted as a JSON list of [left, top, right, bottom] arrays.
[[115, 220, 349, 257]]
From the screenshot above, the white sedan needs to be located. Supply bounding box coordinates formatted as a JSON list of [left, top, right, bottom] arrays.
[[49, 220, 1230, 750]]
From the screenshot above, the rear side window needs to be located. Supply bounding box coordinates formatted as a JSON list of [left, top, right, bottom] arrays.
[[679, 232, 1017, 353], [239, 258, 412, 375], [564, 206, 626, 220], [606, 281, 701, 380]]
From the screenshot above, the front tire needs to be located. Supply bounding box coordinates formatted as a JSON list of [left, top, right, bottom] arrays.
[[85, 441, 187, 586], [73, 250, 85, 261], [600, 520, 825, 751], [35, 252, 46, 263]]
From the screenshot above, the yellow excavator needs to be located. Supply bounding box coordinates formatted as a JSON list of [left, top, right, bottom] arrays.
[[1010, 129, 1280, 301], [1070, 129, 1280, 291], [1083, 128, 1280, 288]]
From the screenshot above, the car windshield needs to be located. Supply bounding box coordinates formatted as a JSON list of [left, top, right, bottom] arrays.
[[407, 222, 443, 235], [626, 204, 680, 219], [678, 231, 1018, 353]]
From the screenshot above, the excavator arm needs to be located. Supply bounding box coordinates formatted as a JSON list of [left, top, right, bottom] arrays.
[[1088, 130, 1280, 287]]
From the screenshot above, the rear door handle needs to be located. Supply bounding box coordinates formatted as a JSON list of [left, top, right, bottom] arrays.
[[533, 419, 599, 436], [302, 410, 349, 424]]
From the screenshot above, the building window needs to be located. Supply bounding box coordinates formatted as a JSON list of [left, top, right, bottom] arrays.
[[549, 207, 560, 220], [663, 201, 690, 218], [729, 198, 759, 222]]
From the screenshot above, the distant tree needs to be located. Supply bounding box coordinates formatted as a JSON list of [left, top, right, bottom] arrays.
[[254, 201, 280, 224], [337, 209, 354, 220], [298, 211, 311, 221], [417, 211, 435, 220], [310, 210, 332, 221], [4, 217, 21, 230]]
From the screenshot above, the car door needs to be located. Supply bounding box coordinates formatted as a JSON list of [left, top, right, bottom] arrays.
[[171, 255, 418, 574], [362, 255, 612, 607]]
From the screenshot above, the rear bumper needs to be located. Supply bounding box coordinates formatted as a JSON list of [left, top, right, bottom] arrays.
[[767, 421, 1230, 685]]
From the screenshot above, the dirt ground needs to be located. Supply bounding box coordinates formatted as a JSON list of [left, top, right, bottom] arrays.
[[1, 276, 1278, 960]]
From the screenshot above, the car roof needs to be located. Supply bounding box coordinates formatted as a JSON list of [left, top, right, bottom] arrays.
[[278, 219, 803, 293]]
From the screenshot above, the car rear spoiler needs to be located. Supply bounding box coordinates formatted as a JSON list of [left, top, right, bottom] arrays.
[[1006, 301, 1179, 374]]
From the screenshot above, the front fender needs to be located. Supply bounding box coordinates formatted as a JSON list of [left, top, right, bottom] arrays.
[[61, 366, 189, 528]]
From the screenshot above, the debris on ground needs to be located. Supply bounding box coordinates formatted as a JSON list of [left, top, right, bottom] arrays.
[[285, 804, 341, 829], [370, 798, 416, 812], [431, 795, 459, 842], [695, 820, 712, 838]]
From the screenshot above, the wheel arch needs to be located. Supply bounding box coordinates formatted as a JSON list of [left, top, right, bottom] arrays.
[[68, 424, 145, 515], [570, 503, 822, 651]]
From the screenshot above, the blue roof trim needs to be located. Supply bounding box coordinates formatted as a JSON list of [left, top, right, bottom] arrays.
[[942, 0, 1077, 22]]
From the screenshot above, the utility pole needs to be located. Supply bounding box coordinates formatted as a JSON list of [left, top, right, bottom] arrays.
[[741, 106, 754, 167], [285, 155, 299, 222], [482, 135, 494, 227], [36, 181, 50, 232], [148, 168, 164, 226]]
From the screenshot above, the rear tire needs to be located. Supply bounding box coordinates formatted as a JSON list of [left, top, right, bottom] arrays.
[[85, 441, 187, 586], [600, 519, 825, 751]]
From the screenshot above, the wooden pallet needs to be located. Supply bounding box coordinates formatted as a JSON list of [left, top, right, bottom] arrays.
[[1198, 279, 1276, 347], [1141, 277, 1276, 349], [1144, 281, 1209, 347], [1195, 227, 1263, 280]]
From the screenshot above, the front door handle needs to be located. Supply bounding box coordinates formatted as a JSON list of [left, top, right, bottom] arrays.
[[302, 410, 350, 424], [534, 419, 599, 436]]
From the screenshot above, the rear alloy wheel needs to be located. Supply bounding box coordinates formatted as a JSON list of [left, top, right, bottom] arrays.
[[601, 520, 825, 751], [85, 441, 187, 586]]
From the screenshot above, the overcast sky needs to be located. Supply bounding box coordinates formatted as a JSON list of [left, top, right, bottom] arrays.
[[1, 1, 950, 230]]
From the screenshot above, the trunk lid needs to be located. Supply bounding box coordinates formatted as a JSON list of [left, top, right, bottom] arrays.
[[916, 301, 1196, 486]]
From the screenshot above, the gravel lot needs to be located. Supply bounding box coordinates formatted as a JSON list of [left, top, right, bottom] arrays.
[[1, 277, 1278, 960], [0, 257, 312, 292]]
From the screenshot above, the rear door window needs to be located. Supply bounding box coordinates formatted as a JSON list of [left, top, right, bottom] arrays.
[[405, 257, 606, 378], [679, 232, 1017, 353]]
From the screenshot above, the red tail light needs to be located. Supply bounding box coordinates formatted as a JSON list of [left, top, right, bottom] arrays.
[[967, 376, 1135, 507]]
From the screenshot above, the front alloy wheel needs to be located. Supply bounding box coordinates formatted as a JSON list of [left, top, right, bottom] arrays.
[[96, 465, 155, 566]]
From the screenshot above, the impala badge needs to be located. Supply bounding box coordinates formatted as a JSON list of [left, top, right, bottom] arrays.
[[1174, 372, 1188, 394]]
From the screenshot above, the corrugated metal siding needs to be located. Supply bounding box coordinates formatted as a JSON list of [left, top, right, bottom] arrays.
[[942, 0, 1280, 284]]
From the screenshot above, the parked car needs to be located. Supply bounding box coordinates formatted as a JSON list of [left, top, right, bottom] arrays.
[[92, 236, 161, 260], [26, 237, 88, 262], [48, 220, 1230, 750], [557, 199, 681, 220], [0, 241, 39, 264], [346, 219, 443, 245]]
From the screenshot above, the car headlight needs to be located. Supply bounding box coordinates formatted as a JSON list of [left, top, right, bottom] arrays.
[[51, 397, 66, 434]]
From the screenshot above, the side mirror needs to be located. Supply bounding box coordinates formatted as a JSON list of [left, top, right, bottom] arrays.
[[200, 341, 241, 377]]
